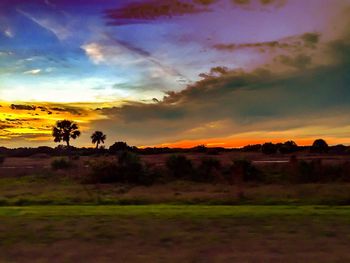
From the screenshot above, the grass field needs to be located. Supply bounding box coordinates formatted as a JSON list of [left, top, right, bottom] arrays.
[[1, 173, 350, 206], [1, 154, 350, 262], [1, 205, 350, 262]]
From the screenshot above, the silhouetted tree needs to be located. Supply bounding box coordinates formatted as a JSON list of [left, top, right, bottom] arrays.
[[279, 140, 298, 154], [109, 141, 132, 153], [311, 139, 329, 153], [242, 144, 262, 152], [262, 142, 278, 154], [191, 145, 207, 153], [91, 131, 106, 149], [52, 120, 81, 147]]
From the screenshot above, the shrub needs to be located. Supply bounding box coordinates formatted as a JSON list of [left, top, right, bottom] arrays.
[[206, 148, 220, 155], [0, 155, 5, 165], [191, 145, 207, 153], [195, 157, 221, 182], [117, 151, 145, 184], [70, 154, 80, 160], [242, 144, 262, 152], [166, 155, 194, 179], [279, 141, 299, 154], [51, 157, 73, 170], [89, 160, 119, 183], [262, 143, 278, 154], [87, 152, 157, 185], [296, 160, 323, 183], [109, 142, 132, 154], [232, 159, 261, 182]]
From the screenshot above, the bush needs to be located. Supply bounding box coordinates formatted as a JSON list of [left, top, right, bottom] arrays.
[[117, 151, 145, 184], [51, 157, 73, 170], [0, 155, 5, 165], [89, 160, 119, 183], [70, 154, 80, 160], [87, 152, 157, 185], [232, 159, 261, 182], [166, 155, 194, 179], [109, 142, 132, 154], [194, 158, 221, 182], [262, 143, 278, 154], [279, 141, 299, 154], [206, 148, 220, 155], [191, 145, 207, 153], [296, 160, 322, 183]]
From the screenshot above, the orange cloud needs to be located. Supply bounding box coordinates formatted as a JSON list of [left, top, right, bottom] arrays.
[[0, 102, 104, 143]]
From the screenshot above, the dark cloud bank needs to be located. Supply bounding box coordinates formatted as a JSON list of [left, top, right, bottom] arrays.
[[91, 30, 350, 144]]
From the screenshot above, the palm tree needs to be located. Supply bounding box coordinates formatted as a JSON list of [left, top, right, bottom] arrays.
[[52, 120, 81, 147], [91, 131, 106, 149]]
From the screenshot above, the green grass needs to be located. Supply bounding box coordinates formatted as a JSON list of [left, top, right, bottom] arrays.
[[1, 205, 350, 262], [2, 174, 350, 206], [0, 205, 350, 218]]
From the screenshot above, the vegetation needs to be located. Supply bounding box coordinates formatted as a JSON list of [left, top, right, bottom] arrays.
[[91, 131, 106, 149], [261, 142, 278, 154], [311, 139, 329, 153], [194, 157, 221, 182], [51, 157, 74, 170], [166, 155, 194, 179], [1, 205, 350, 262], [52, 120, 81, 147], [0, 155, 5, 165]]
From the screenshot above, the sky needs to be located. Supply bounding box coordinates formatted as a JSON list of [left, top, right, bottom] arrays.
[[0, 0, 350, 148]]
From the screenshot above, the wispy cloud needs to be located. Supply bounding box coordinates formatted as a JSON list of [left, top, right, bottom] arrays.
[[23, 69, 42, 75], [16, 8, 71, 41]]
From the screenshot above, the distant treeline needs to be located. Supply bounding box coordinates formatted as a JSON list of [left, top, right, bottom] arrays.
[[0, 139, 349, 157]]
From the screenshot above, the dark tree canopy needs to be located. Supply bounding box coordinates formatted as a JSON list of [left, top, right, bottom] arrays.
[[109, 141, 132, 153], [262, 142, 278, 154], [52, 120, 81, 147], [279, 140, 299, 154], [311, 139, 329, 153], [91, 131, 106, 149]]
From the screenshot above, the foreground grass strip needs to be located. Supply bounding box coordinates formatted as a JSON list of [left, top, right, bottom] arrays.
[[0, 205, 350, 218]]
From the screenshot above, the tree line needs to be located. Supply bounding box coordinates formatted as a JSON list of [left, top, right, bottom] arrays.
[[50, 119, 347, 155]]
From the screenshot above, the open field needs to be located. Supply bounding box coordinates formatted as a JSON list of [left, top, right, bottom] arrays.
[[1, 154, 350, 262], [1, 173, 350, 205], [0, 205, 350, 263]]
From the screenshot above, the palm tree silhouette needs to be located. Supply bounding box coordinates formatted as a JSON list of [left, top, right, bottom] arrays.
[[91, 131, 106, 149], [52, 120, 81, 147]]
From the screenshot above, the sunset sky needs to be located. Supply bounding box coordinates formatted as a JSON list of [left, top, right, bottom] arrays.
[[1, 0, 350, 148]]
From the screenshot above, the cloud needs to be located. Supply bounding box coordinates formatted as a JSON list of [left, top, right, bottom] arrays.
[[274, 54, 312, 69], [91, 32, 350, 146], [81, 43, 105, 64], [23, 69, 42, 75], [0, 102, 104, 144], [81, 39, 186, 80], [104, 0, 211, 25], [213, 32, 320, 53], [193, 0, 219, 5], [4, 28, 14, 38], [16, 8, 71, 41], [10, 104, 37, 110], [231, 0, 287, 8]]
